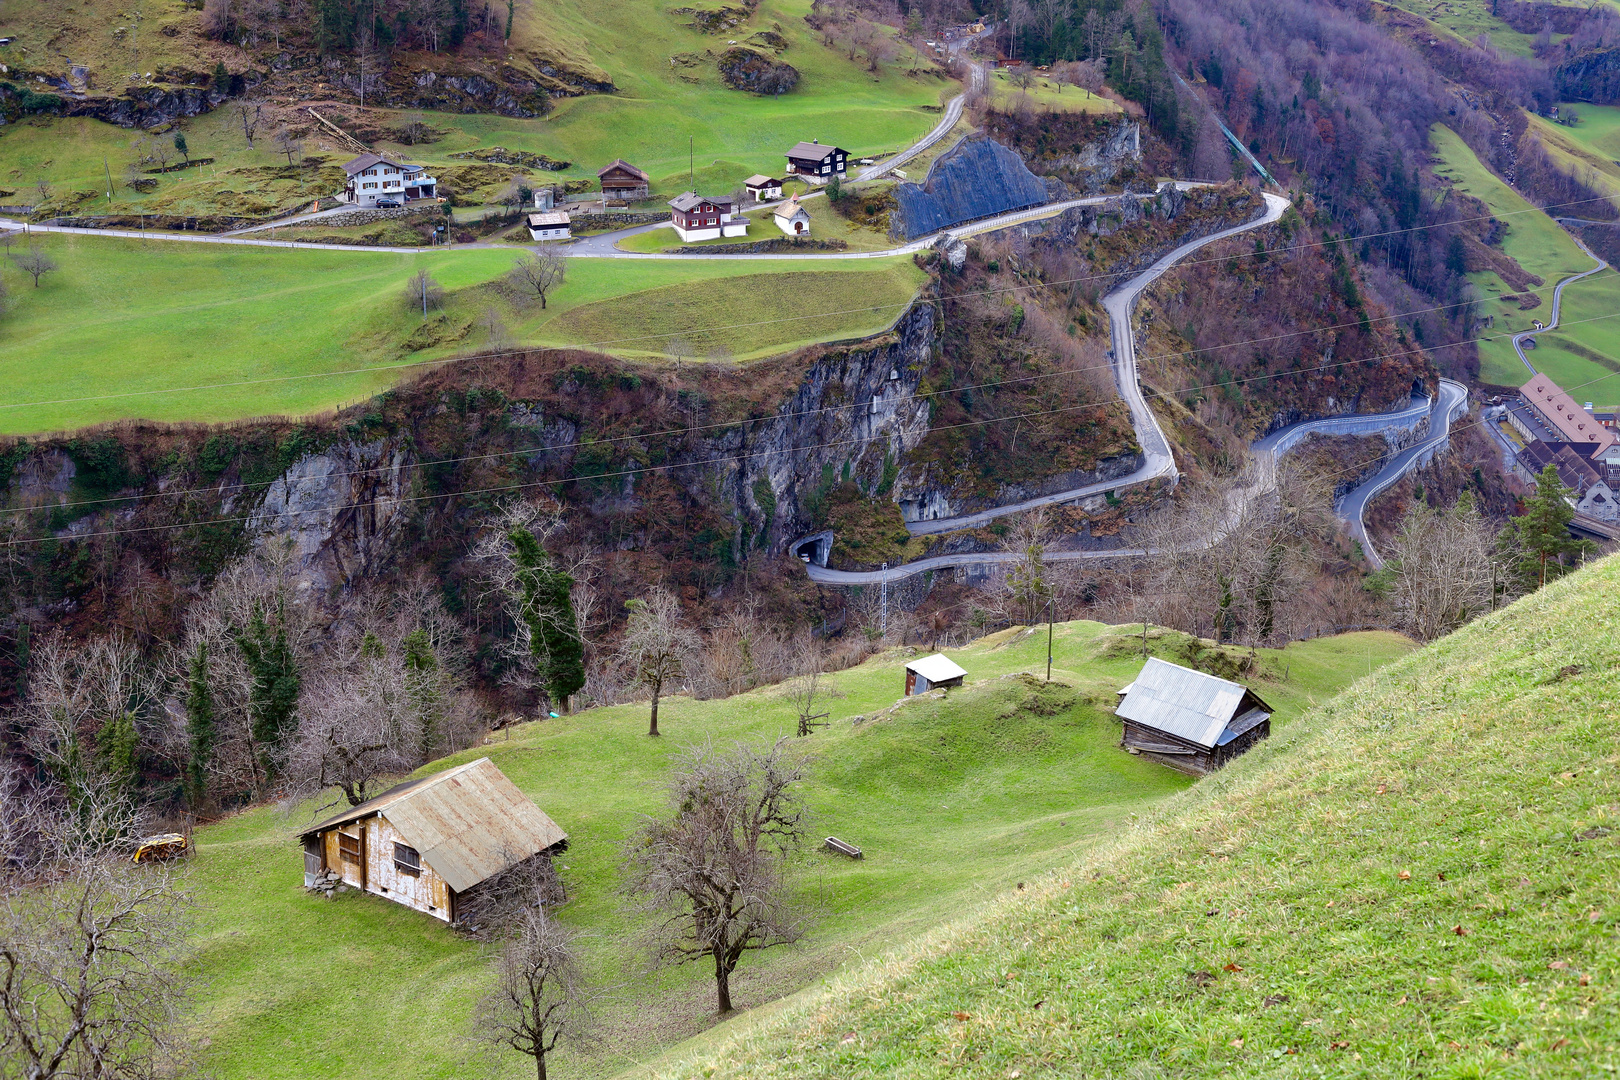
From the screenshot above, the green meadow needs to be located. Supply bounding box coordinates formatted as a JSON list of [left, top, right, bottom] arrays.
[[0, 0, 954, 218], [657, 555, 1620, 1080], [0, 234, 924, 433], [1430, 123, 1620, 394], [183, 622, 1414, 1080]]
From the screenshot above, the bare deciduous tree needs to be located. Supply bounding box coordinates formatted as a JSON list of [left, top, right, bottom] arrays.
[[233, 98, 263, 147], [403, 268, 444, 315], [12, 242, 59, 287], [618, 586, 700, 737], [272, 128, 302, 166], [1379, 492, 1500, 641], [0, 775, 197, 1080], [622, 738, 812, 1014], [1003, 507, 1053, 627], [475, 907, 591, 1080], [507, 249, 567, 309], [788, 668, 829, 737]]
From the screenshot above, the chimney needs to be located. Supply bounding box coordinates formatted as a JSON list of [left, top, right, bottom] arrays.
[[813, 137, 819, 144]]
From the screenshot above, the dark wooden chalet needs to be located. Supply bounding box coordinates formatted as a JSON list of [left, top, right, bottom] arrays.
[[784, 140, 849, 178], [597, 159, 650, 201], [1114, 658, 1273, 775]]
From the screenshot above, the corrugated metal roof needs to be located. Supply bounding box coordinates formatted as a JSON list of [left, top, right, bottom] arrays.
[[528, 211, 571, 226], [906, 653, 967, 682], [1116, 658, 1266, 749], [298, 758, 566, 894], [786, 141, 846, 161]]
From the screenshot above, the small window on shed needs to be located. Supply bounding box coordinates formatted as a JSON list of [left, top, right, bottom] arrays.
[[338, 832, 361, 863], [393, 842, 421, 875]]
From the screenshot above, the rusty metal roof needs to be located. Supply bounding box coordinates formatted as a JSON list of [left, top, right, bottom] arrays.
[[298, 758, 567, 893], [1115, 658, 1271, 749]]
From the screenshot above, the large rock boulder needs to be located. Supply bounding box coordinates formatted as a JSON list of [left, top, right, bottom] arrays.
[[717, 48, 798, 95]]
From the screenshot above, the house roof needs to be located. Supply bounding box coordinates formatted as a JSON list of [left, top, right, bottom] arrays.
[[1115, 658, 1272, 750], [786, 141, 847, 161], [905, 653, 967, 683], [298, 758, 567, 894], [773, 196, 808, 219], [1519, 439, 1601, 492], [668, 192, 730, 212], [598, 158, 649, 181], [342, 152, 416, 175], [744, 174, 781, 187], [528, 211, 570, 226], [1520, 374, 1617, 454]]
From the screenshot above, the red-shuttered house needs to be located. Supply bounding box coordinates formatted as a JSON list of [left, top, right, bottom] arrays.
[[667, 192, 750, 242]]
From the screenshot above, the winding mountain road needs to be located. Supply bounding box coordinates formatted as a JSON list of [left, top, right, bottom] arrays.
[[1338, 378, 1470, 569], [1512, 233, 1608, 374], [856, 29, 988, 181]]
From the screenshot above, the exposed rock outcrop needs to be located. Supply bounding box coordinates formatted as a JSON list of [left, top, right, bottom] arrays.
[[716, 48, 799, 95]]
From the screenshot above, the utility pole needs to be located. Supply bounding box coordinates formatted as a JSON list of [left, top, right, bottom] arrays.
[[1045, 594, 1054, 683], [103, 155, 113, 208], [689, 135, 695, 192]]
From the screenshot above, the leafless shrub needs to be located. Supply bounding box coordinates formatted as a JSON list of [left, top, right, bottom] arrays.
[[1381, 493, 1501, 640], [457, 848, 567, 935], [403, 268, 445, 314]]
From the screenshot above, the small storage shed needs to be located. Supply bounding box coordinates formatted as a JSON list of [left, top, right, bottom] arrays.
[[1114, 658, 1273, 775], [773, 195, 811, 236], [527, 211, 571, 241], [744, 174, 784, 201], [297, 757, 567, 924], [905, 653, 967, 695]]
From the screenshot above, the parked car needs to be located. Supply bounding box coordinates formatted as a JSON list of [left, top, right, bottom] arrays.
[[375, 198, 401, 208]]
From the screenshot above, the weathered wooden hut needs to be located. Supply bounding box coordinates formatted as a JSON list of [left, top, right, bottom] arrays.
[[1114, 658, 1273, 775], [298, 757, 567, 923], [905, 653, 967, 696]]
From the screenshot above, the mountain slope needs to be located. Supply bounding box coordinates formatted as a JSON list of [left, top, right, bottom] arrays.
[[649, 555, 1620, 1078]]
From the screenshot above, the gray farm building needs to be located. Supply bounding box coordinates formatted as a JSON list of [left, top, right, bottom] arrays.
[[1114, 658, 1273, 775], [298, 757, 567, 923]]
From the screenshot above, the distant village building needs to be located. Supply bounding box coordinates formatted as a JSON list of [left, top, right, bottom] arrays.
[[527, 211, 571, 241], [667, 192, 749, 242], [341, 153, 437, 207], [773, 195, 811, 236], [1508, 376, 1620, 491], [1115, 658, 1273, 775], [744, 174, 784, 201], [298, 758, 567, 924], [905, 654, 966, 696], [784, 140, 849, 180], [597, 159, 650, 203], [1578, 480, 1619, 521]]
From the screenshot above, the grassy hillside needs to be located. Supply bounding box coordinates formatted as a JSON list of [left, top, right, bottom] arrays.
[[650, 556, 1620, 1079], [0, 235, 925, 433], [0, 0, 952, 217], [182, 623, 1413, 1080], [1430, 124, 1620, 394]]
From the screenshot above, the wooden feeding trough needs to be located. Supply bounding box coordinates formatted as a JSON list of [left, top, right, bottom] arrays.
[[825, 836, 863, 859]]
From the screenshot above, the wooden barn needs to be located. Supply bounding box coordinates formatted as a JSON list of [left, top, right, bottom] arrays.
[[298, 757, 567, 924], [1114, 658, 1273, 775], [905, 653, 966, 696], [597, 159, 650, 202]]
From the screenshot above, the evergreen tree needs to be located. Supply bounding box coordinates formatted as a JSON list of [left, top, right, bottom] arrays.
[[235, 604, 301, 775], [98, 710, 139, 797], [509, 528, 586, 711], [173, 131, 190, 165], [1498, 463, 1595, 591], [185, 641, 215, 807], [402, 628, 444, 760]]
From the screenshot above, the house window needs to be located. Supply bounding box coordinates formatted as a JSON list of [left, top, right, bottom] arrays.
[[393, 842, 421, 876], [338, 832, 361, 863]]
